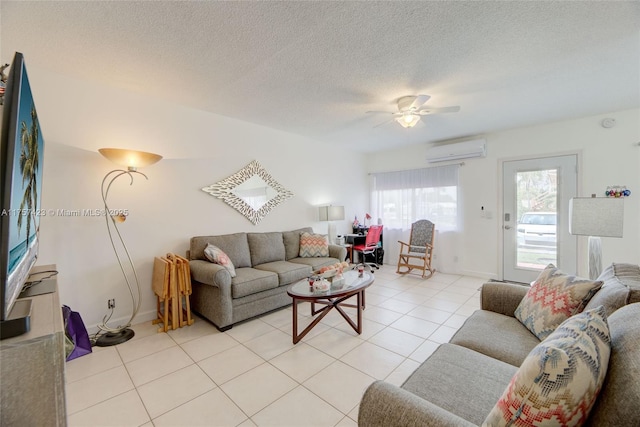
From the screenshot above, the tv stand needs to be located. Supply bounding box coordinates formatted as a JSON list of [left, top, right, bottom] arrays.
[[0, 264, 66, 426], [0, 299, 32, 339]]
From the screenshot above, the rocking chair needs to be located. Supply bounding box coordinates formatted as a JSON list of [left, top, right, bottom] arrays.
[[397, 220, 435, 278]]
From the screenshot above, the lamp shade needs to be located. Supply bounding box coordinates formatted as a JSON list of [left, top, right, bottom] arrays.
[[319, 205, 345, 222], [569, 197, 624, 237], [395, 113, 420, 128], [99, 148, 162, 170]]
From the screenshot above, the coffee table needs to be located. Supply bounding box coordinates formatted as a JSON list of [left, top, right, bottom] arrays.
[[287, 270, 374, 344]]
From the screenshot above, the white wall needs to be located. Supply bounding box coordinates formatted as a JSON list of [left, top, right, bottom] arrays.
[[27, 67, 369, 330], [367, 108, 640, 279]]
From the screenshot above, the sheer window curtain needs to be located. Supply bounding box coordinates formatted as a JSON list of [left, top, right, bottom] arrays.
[[370, 164, 462, 273]]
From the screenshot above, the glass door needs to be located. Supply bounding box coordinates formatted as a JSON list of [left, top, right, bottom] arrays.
[[503, 155, 578, 283]]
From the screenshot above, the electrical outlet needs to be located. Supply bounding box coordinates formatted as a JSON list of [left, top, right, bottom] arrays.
[[108, 299, 115, 309]]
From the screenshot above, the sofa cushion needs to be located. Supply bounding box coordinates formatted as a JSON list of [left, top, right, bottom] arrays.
[[203, 243, 237, 278], [450, 310, 540, 367], [586, 303, 640, 427], [611, 263, 640, 304], [299, 232, 329, 257], [514, 264, 602, 340], [484, 306, 611, 427], [584, 263, 640, 317], [402, 343, 517, 426], [231, 267, 279, 299], [584, 279, 629, 317], [247, 232, 286, 266], [289, 256, 338, 271], [254, 261, 312, 286], [190, 233, 252, 268], [283, 227, 313, 260]]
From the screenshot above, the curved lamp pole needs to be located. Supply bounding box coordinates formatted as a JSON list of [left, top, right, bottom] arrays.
[[95, 148, 162, 346]]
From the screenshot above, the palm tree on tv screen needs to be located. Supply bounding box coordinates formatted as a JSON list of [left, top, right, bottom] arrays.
[[17, 106, 40, 245]]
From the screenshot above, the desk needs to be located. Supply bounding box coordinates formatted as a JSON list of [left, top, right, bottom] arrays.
[[339, 243, 353, 263]]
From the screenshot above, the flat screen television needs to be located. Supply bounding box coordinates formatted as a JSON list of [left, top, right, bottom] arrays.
[[0, 52, 45, 327]]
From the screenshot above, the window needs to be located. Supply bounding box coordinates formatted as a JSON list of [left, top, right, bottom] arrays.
[[370, 164, 460, 231]]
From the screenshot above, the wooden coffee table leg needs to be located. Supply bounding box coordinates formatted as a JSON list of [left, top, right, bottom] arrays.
[[293, 302, 333, 344], [357, 291, 363, 333], [292, 297, 298, 343]]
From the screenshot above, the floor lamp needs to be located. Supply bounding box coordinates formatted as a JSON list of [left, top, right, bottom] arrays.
[[95, 148, 162, 346], [569, 196, 624, 280], [319, 205, 345, 245]]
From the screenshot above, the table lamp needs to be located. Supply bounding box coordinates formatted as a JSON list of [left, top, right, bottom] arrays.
[[569, 196, 624, 280], [319, 205, 345, 245]]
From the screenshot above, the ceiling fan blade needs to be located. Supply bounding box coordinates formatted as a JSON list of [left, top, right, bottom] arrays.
[[366, 110, 403, 117], [416, 105, 461, 115], [410, 94, 430, 109], [373, 118, 395, 128], [366, 110, 394, 115]]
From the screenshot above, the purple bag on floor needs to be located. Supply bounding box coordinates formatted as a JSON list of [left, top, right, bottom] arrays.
[[62, 305, 92, 361]]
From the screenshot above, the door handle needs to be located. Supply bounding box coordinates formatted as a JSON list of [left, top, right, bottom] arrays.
[[504, 225, 512, 230]]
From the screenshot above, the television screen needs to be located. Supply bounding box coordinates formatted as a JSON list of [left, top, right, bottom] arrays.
[[0, 52, 45, 322]]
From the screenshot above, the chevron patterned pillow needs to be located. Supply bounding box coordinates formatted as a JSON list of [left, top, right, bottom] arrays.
[[515, 264, 602, 340], [299, 232, 329, 257], [483, 305, 611, 427]]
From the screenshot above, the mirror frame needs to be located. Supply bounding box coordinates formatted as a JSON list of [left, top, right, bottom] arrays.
[[202, 160, 293, 225]]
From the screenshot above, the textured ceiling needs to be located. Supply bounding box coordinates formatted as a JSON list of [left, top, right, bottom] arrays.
[[1, 1, 639, 152]]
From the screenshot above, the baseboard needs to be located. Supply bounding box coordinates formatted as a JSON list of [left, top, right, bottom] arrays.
[[458, 269, 499, 281]]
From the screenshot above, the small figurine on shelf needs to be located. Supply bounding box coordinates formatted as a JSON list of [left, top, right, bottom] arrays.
[[605, 185, 631, 198], [353, 216, 359, 228]]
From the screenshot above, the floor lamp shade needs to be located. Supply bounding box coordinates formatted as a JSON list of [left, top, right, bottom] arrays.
[[319, 206, 345, 222], [98, 148, 162, 171], [569, 197, 624, 280]]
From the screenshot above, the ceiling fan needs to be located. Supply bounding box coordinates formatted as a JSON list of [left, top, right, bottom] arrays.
[[366, 95, 460, 128]]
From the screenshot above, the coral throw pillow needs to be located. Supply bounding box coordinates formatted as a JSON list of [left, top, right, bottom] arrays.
[[203, 243, 237, 277], [299, 232, 329, 257], [483, 306, 611, 427], [514, 264, 602, 340]]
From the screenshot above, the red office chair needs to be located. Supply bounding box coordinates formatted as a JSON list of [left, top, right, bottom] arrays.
[[353, 225, 383, 271]]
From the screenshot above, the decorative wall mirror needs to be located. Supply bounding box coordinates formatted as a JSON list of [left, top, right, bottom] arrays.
[[202, 160, 293, 225]]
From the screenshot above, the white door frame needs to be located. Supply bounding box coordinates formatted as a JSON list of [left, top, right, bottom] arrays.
[[497, 151, 582, 282]]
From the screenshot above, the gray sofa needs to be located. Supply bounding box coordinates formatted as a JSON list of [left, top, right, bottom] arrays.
[[188, 227, 347, 331], [359, 263, 640, 426]]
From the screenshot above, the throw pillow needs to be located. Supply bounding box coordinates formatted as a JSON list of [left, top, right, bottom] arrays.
[[203, 243, 237, 278], [483, 306, 611, 427], [299, 232, 329, 257], [514, 264, 602, 340]]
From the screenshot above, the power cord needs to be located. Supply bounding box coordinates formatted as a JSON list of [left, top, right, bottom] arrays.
[[21, 270, 59, 293], [90, 307, 121, 346]]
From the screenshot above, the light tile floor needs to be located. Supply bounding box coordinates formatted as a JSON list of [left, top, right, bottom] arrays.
[[65, 267, 487, 427]]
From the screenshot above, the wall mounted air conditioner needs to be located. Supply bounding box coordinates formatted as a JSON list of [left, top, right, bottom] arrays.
[[426, 138, 487, 163]]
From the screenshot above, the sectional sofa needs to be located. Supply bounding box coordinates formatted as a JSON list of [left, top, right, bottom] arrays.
[[359, 263, 640, 426], [188, 227, 346, 330]]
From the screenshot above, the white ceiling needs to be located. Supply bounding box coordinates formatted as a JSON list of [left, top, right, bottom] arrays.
[[2, 1, 639, 153]]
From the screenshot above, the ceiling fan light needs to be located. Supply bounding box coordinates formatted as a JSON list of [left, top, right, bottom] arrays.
[[396, 113, 420, 128]]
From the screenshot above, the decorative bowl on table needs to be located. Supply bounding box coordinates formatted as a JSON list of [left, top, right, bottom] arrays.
[[320, 269, 338, 279]]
